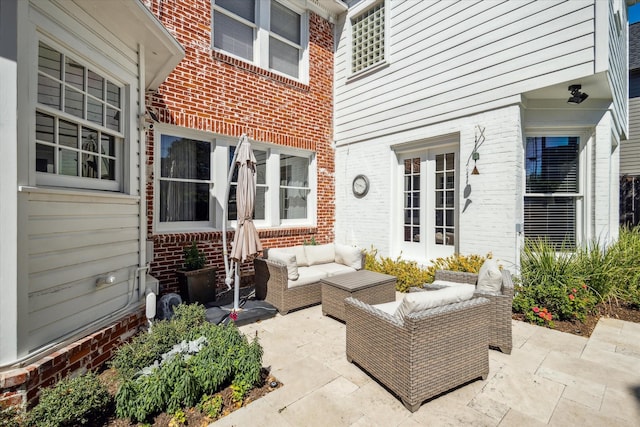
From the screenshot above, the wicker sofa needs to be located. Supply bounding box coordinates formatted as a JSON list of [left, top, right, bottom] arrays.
[[253, 243, 364, 315], [423, 269, 514, 354], [345, 294, 490, 412]]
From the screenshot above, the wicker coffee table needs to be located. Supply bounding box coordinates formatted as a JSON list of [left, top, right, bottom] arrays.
[[321, 270, 396, 321]]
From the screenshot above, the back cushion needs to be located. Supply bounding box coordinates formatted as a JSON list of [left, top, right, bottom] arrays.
[[477, 258, 502, 293], [334, 243, 363, 270], [288, 245, 309, 267], [305, 243, 336, 265], [395, 285, 475, 319], [268, 249, 299, 281]]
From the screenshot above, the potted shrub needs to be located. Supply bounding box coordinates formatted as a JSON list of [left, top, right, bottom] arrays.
[[176, 242, 217, 304]]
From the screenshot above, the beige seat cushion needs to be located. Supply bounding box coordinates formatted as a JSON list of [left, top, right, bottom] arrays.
[[313, 262, 356, 276], [288, 266, 328, 288], [477, 258, 502, 293], [395, 285, 475, 318]]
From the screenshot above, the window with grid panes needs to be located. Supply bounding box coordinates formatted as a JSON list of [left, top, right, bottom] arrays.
[[213, 0, 304, 80], [351, 1, 385, 74], [434, 153, 455, 246], [403, 157, 420, 242], [524, 137, 580, 249], [36, 41, 123, 190]]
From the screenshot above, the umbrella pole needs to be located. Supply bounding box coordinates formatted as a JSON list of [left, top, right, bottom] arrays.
[[222, 135, 247, 310]]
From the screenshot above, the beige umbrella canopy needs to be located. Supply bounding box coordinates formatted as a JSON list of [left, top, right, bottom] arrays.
[[230, 136, 263, 262]]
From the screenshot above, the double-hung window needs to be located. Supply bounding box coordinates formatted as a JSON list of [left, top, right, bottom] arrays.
[[280, 154, 310, 220], [156, 133, 314, 232], [524, 136, 581, 249], [212, 0, 306, 81], [158, 134, 213, 228], [36, 41, 123, 191], [350, 0, 386, 75]]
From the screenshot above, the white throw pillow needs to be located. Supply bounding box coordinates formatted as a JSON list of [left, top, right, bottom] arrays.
[[477, 258, 502, 293], [395, 285, 475, 319], [268, 249, 299, 281], [289, 245, 309, 267], [334, 243, 363, 270], [305, 243, 335, 265]]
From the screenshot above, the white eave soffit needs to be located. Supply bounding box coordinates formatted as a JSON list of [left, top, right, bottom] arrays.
[[72, 0, 184, 91], [306, 0, 348, 20]]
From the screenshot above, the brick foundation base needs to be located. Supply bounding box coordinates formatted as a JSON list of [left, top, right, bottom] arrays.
[[0, 306, 146, 410]]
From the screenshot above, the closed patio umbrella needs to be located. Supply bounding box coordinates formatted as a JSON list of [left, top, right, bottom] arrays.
[[222, 135, 263, 312]]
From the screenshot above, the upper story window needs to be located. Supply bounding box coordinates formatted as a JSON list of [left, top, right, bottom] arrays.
[[213, 0, 306, 81], [524, 136, 581, 249], [36, 41, 123, 191], [351, 0, 385, 74]]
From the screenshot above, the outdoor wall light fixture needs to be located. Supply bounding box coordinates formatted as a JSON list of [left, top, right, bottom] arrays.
[[471, 151, 480, 175], [567, 84, 588, 104], [96, 274, 116, 288]]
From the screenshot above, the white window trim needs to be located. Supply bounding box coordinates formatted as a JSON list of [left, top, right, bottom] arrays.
[[523, 128, 593, 247], [346, 0, 390, 80], [34, 35, 129, 192], [154, 128, 317, 233], [212, 0, 310, 84]]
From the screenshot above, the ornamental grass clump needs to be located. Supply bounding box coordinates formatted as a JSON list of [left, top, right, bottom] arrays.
[[514, 238, 597, 324]]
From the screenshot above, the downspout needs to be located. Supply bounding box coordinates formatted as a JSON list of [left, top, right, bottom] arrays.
[[137, 43, 148, 300]]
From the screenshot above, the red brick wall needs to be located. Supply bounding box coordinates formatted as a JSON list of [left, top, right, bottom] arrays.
[[0, 308, 145, 410], [145, 0, 336, 295]]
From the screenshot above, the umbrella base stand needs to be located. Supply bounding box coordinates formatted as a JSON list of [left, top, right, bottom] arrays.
[[205, 288, 277, 326]]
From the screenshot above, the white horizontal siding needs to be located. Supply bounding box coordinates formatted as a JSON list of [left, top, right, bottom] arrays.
[[607, 0, 628, 136], [620, 97, 640, 175], [335, 0, 597, 145], [25, 190, 140, 351]]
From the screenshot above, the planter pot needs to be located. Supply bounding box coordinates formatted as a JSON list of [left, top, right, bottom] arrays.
[[176, 266, 217, 305]]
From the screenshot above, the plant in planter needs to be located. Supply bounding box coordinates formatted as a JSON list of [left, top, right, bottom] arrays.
[[176, 242, 217, 305]]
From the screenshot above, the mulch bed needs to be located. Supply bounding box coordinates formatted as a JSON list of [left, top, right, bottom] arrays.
[[512, 302, 640, 337]]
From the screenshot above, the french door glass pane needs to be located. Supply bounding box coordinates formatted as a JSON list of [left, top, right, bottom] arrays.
[[434, 152, 455, 246]]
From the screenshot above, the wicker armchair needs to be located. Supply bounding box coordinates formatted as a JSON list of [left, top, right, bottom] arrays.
[[427, 269, 514, 354], [253, 257, 322, 315], [344, 296, 490, 412]]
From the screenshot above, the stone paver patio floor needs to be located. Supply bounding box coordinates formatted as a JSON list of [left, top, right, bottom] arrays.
[[211, 294, 640, 426]]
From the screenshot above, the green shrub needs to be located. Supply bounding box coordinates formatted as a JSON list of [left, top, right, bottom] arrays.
[[197, 394, 223, 418], [110, 303, 207, 379], [26, 372, 112, 427], [183, 241, 206, 271], [364, 247, 487, 292], [0, 406, 25, 427], [114, 306, 263, 423]]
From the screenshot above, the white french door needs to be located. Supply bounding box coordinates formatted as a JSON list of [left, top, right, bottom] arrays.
[[397, 146, 457, 261]]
